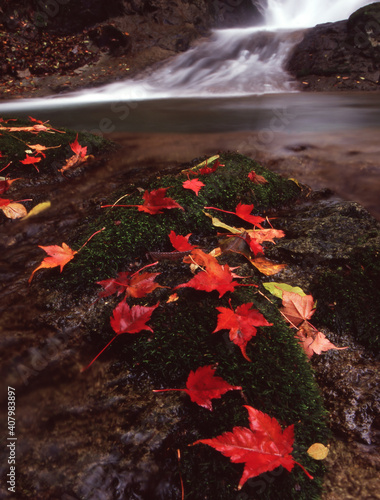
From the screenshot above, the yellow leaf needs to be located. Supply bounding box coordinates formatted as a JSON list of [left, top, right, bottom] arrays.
[[307, 443, 329, 460], [203, 211, 241, 234], [22, 201, 51, 220]]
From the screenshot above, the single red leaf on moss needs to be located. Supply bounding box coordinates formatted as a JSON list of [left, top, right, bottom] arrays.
[[192, 405, 313, 490], [213, 301, 272, 361], [248, 170, 268, 184], [20, 154, 42, 172], [97, 269, 163, 299], [183, 176, 205, 196], [70, 134, 87, 157], [204, 203, 264, 228], [169, 230, 197, 252], [28, 243, 77, 283], [281, 291, 316, 327], [153, 365, 242, 410], [139, 188, 184, 214], [110, 299, 159, 334], [82, 300, 159, 371]]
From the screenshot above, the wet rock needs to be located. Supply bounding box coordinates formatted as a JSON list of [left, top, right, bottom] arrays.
[[285, 3, 380, 91]]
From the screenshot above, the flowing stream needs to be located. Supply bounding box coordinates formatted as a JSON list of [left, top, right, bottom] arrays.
[[0, 0, 378, 218]]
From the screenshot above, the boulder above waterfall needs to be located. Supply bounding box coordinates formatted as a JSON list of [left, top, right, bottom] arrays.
[[285, 2, 380, 91]]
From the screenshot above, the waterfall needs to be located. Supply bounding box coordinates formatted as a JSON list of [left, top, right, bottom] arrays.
[[0, 0, 372, 109], [263, 0, 372, 28]]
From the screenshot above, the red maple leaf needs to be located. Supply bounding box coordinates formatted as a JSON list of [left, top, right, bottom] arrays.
[[97, 265, 163, 299], [169, 230, 197, 252], [20, 154, 42, 172], [204, 203, 264, 228], [213, 301, 272, 361], [70, 134, 87, 157], [82, 300, 159, 371], [139, 188, 184, 214], [101, 188, 184, 215], [192, 405, 313, 490], [183, 176, 205, 196], [175, 251, 242, 298], [153, 365, 242, 410], [280, 291, 316, 327]]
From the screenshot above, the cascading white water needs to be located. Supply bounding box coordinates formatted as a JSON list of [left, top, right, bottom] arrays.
[[0, 0, 372, 109], [264, 0, 371, 28]]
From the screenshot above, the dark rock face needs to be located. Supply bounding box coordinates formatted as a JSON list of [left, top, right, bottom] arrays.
[[285, 2, 380, 91]]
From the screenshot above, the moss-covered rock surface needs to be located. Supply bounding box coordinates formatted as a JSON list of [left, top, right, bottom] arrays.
[[39, 152, 331, 499], [2, 128, 379, 499]]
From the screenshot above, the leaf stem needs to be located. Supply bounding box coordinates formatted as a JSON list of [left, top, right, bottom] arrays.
[[81, 334, 118, 372]]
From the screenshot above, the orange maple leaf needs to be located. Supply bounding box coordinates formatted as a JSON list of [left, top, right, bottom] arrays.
[[28, 243, 77, 283]]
